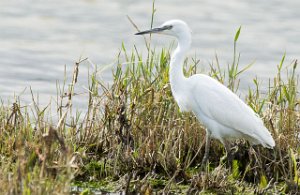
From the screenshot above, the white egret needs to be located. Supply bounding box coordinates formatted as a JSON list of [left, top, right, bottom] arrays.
[[135, 20, 275, 166]]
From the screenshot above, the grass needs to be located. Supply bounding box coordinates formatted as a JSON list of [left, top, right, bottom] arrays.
[[1, 19, 300, 194]]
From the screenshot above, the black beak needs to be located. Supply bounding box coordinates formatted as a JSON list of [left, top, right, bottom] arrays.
[[135, 25, 172, 35], [135, 29, 156, 35]]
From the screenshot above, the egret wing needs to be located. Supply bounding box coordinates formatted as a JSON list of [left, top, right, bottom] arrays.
[[190, 74, 274, 147]]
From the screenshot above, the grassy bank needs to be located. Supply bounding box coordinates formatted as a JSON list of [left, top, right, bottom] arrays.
[[1, 26, 300, 194]]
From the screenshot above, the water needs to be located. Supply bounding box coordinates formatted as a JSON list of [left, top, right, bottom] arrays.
[[0, 0, 299, 110]]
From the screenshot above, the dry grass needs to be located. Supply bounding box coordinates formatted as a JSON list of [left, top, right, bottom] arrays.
[[0, 24, 300, 194]]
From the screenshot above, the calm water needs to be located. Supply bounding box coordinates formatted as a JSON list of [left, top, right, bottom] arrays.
[[0, 0, 299, 110]]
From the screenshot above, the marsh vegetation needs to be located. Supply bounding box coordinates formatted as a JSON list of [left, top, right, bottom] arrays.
[[1, 14, 300, 194]]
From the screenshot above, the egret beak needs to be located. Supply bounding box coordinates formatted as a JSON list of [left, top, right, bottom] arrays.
[[135, 25, 172, 35]]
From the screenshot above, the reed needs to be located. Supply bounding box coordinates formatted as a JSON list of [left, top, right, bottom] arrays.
[[0, 19, 299, 195]]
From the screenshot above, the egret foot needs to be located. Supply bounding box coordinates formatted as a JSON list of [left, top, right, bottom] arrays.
[[223, 141, 234, 169]]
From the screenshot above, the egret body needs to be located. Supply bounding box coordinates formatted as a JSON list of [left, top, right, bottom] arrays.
[[135, 20, 275, 166]]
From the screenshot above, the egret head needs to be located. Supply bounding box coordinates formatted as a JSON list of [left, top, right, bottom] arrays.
[[135, 19, 191, 40]]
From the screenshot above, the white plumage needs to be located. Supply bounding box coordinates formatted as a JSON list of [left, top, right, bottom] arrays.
[[136, 19, 275, 166]]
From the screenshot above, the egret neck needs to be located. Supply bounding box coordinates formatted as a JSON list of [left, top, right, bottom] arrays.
[[169, 31, 192, 109]]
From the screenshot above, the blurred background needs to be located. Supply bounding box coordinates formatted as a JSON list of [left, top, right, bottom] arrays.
[[0, 0, 299, 110]]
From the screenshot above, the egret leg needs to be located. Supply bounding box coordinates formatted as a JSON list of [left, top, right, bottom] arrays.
[[223, 141, 233, 168], [201, 130, 211, 169]]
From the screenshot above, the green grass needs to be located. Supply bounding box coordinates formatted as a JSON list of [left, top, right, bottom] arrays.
[[0, 21, 300, 194]]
